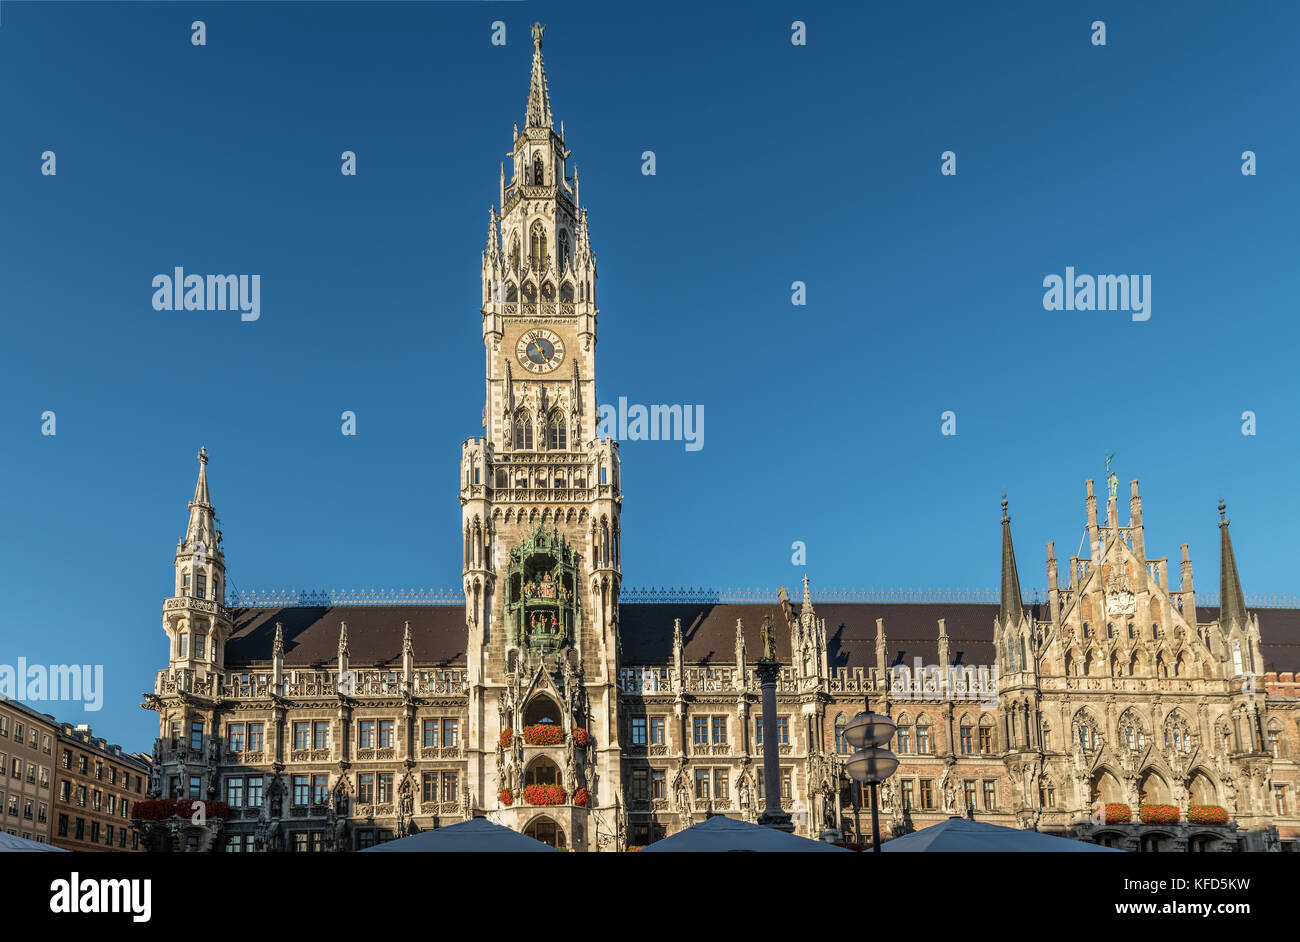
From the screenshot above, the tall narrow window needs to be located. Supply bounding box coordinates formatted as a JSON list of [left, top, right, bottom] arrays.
[[529, 221, 548, 273], [558, 230, 571, 271], [533, 154, 544, 185], [513, 414, 533, 450], [548, 414, 566, 450]]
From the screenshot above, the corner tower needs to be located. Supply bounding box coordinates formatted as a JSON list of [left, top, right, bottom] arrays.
[[462, 24, 623, 847]]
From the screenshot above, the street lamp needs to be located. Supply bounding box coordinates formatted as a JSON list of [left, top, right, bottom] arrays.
[[843, 711, 898, 853]]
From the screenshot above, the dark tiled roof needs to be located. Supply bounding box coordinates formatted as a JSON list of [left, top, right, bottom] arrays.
[[222, 604, 1300, 673], [226, 606, 467, 668]]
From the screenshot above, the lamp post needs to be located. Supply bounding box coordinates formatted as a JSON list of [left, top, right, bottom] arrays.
[[843, 711, 898, 852]]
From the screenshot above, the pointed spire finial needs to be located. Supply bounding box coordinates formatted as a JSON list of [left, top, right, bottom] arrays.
[[525, 23, 553, 129], [999, 495, 1024, 625], [1219, 497, 1248, 632], [273, 622, 284, 658]]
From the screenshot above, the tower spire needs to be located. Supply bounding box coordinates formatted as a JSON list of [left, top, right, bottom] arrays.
[[526, 22, 552, 129], [999, 494, 1024, 624], [1219, 499, 1248, 632]]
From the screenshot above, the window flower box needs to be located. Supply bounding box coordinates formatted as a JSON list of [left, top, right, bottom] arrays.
[[499, 788, 514, 807], [1138, 803, 1179, 824], [522, 724, 564, 746], [522, 784, 566, 806], [573, 787, 589, 807], [1102, 803, 1131, 824], [1188, 805, 1228, 825]]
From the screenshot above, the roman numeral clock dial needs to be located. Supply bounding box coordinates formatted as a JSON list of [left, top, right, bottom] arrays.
[[516, 328, 565, 374]]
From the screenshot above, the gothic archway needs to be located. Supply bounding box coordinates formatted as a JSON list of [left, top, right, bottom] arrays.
[[524, 815, 566, 849]]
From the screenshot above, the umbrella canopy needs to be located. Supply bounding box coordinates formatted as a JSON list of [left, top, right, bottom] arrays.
[[359, 816, 558, 853], [0, 832, 68, 852], [638, 815, 850, 853], [880, 816, 1123, 852]]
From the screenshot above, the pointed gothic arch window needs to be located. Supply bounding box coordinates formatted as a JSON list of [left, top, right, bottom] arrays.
[[533, 154, 545, 186], [558, 230, 571, 272], [509, 234, 520, 271], [548, 413, 567, 451], [529, 221, 548, 273], [560, 281, 574, 303], [505, 282, 518, 302], [540, 281, 555, 301], [513, 413, 533, 450]]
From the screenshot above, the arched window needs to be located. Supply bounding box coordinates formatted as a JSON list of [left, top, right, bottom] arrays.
[[508, 234, 519, 270], [558, 230, 571, 271], [1119, 709, 1146, 752], [529, 221, 548, 273], [532, 154, 544, 186], [1040, 721, 1052, 751], [513, 413, 533, 450], [1074, 710, 1099, 752], [916, 714, 932, 754], [895, 714, 912, 754], [1267, 721, 1283, 759], [560, 281, 574, 303], [505, 282, 518, 302], [834, 715, 848, 754], [548, 414, 566, 451], [1231, 640, 1243, 675], [540, 281, 555, 301], [1164, 711, 1193, 754]]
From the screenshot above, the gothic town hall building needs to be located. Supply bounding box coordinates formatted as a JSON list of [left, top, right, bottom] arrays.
[[140, 28, 1300, 853]]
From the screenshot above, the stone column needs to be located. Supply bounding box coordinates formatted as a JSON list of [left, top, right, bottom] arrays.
[[755, 660, 793, 832]]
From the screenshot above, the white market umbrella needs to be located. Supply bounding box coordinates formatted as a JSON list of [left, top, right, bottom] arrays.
[[359, 816, 557, 853], [0, 832, 68, 852], [637, 815, 850, 853], [880, 816, 1123, 852]]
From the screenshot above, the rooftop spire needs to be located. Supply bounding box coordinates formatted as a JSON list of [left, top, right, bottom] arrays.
[[184, 447, 218, 552], [1219, 499, 1248, 632], [193, 446, 210, 506], [999, 494, 1024, 625], [525, 22, 553, 129]]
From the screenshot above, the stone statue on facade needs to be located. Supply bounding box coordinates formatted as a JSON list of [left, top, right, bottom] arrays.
[[760, 613, 777, 663]]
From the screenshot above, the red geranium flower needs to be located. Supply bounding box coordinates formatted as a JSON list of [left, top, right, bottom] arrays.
[[499, 729, 513, 749], [573, 787, 589, 807], [1188, 805, 1228, 825], [572, 727, 590, 748], [499, 788, 514, 806], [522, 724, 564, 746], [522, 784, 566, 806]]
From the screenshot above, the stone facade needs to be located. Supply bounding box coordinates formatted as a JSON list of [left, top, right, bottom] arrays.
[[137, 27, 1300, 852]]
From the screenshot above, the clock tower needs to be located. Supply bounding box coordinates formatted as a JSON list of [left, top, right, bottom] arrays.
[[461, 23, 623, 848]]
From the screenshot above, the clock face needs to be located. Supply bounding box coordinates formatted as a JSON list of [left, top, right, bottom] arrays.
[[517, 328, 565, 374]]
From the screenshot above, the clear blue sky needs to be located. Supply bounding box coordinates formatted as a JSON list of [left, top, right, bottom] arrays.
[[1, 0, 1298, 749]]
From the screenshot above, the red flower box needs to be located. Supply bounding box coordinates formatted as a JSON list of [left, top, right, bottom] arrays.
[[132, 799, 175, 821], [499, 788, 514, 807], [572, 727, 590, 748], [499, 729, 513, 749], [573, 787, 589, 807], [1102, 803, 1131, 824], [1139, 803, 1180, 824], [522, 784, 566, 806], [1188, 805, 1228, 825], [522, 724, 564, 746]]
